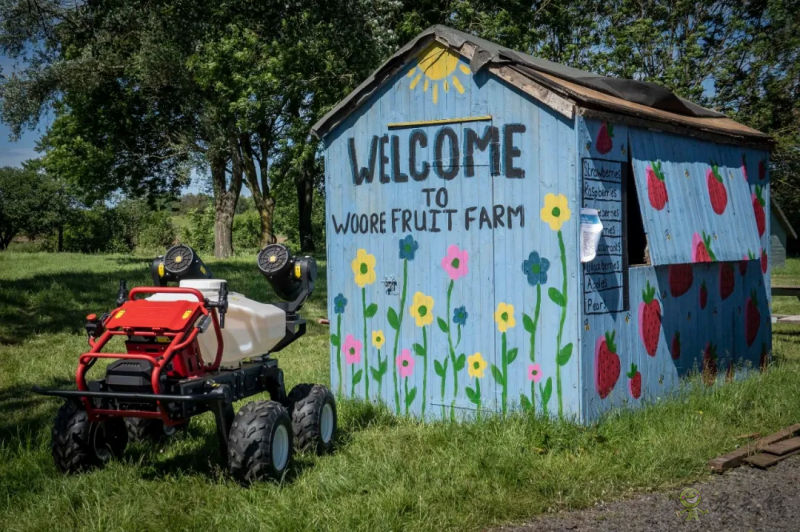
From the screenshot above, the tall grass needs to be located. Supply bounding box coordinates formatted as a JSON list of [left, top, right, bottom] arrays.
[[1, 252, 799, 531]]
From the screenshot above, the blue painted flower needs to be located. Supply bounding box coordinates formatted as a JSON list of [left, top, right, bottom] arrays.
[[522, 251, 550, 286], [334, 293, 348, 314], [453, 306, 468, 326], [399, 235, 419, 261]]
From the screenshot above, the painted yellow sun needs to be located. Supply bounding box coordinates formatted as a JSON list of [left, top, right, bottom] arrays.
[[407, 43, 471, 104]]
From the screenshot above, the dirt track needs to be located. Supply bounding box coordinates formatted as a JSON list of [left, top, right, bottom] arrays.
[[503, 455, 800, 531]]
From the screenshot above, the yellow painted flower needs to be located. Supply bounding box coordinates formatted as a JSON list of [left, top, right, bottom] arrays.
[[351, 249, 376, 287], [372, 330, 385, 349], [494, 302, 516, 332], [540, 193, 571, 231], [467, 352, 487, 379], [409, 292, 435, 327]]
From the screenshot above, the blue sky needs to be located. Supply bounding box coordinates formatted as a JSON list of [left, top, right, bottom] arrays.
[[0, 55, 48, 167]]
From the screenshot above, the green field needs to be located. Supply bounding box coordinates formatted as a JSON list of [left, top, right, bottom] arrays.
[[2, 252, 800, 531]]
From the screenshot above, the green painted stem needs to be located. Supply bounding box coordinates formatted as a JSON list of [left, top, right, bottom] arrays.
[[476, 379, 482, 421], [404, 377, 409, 416], [446, 280, 458, 398], [530, 283, 541, 412], [362, 287, 369, 399], [501, 331, 508, 416], [351, 363, 356, 397], [376, 348, 382, 397], [336, 314, 342, 397], [392, 259, 408, 415], [556, 230, 567, 419], [421, 326, 428, 417]]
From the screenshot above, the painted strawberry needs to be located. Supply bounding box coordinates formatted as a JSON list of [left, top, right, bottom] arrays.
[[706, 161, 728, 215], [668, 263, 693, 297], [646, 161, 668, 210], [691, 232, 716, 263], [703, 342, 718, 387], [745, 290, 760, 347], [627, 363, 642, 399], [742, 154, 748, 182], [752, 185, 766, 237], [758, 158, 766, 181], [639, 280, 661, 357], [726, 359, 735, 383], [760, 342, 769, 371], [699, 281, 708, 309], [719, 262, 735, 301], [671, 331, 681, 360], [595, 331, 620, 399], [761, 249, 768, 274], [596, 122, 614, 154]]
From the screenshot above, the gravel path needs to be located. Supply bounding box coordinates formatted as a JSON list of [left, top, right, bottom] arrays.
[[503, 456, 800, 531]]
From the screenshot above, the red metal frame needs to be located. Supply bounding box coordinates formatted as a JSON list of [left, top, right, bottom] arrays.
[[78, 287, 224, 425]]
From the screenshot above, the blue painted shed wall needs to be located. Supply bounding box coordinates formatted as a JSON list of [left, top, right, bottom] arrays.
[[324, 45, 580, 420]]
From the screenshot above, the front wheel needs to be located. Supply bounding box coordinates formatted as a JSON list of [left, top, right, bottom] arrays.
[[288, 384, 337, 454], [227, 400, 293, 484], [51, 401, 128, 473]]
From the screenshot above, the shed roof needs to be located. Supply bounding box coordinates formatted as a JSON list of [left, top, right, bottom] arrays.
[[772, 197, 798, 240], [312, 25, 771, 148]]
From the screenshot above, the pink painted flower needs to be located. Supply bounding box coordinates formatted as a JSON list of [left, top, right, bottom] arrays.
[[527, 363, 542, 383], [343, 334, 362, 365], [396, 348, 415, 378], [441, 245, 469, 280]]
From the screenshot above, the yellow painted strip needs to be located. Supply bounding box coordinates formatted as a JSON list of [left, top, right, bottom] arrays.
[[423, 78, 429, 92], [407, 67, 417, 78], [443, 80, 449, 92], [433, 83, 438, 104], [452, 75, 465, 94], [387, 115, 493, 129], [409, 73, 422, 90], [459, 64, 471, 75]]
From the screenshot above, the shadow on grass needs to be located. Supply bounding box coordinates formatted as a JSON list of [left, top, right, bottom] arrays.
[[0, 378, 73, 449]]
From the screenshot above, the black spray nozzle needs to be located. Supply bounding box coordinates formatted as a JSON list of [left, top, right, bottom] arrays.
[[217, 281, 228, 328], [150, 244, 213, 286], [256, 244, 316, 313], [116, 280, 128, 306]]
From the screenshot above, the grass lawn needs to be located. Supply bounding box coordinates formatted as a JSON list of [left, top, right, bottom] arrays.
[[2, 252, 800, 531]]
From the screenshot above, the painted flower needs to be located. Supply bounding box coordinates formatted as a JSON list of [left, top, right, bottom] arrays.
[[396, 348, 415, 378], [494, 302, 516, 332], [352, 249, 376, 287], [399, 235, 419, 261], [372, 330, 385, 349], [522, 251, 550, 286], [452, 305, 468, 326], [409, 292, 435, 327], [467, 352, 487, 379], [343, 334, 362, 365], [540, 193, 571, 231], [527, 363, 542, 383], [334, 293, 348, 314], [441, 244, 469, 280]]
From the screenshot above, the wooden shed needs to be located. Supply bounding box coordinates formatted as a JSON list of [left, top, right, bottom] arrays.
[[770, 198, 796, 269], [312, 26, 773, 423]]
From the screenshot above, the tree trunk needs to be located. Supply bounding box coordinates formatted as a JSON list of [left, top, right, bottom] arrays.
[[57, 226, 64, 252], [240, 133, 276, 247], [210, 151, 242, 258], [297, 169, 315, 252]]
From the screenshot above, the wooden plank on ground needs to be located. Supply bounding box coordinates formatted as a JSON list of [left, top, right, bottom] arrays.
[[708, 423, 800, 473], [744, 448, 800, 469], [760, 436, 800, 456]]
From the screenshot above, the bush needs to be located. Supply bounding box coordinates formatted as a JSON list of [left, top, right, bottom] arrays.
[[233, 210, 261, 251], [137, 210, 177, 252], [180, 207, 215, 253]]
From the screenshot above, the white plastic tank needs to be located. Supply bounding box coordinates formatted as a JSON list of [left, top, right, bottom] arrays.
[[147, 279, 286, 368]]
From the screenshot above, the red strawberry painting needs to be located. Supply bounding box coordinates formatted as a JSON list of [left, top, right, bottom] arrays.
[[691, 232, 716, 262], [596, 122, 614, 154], [761, 249, 768, 274], [760, 342, 769, 371], [702, 342, 718, 387], [668, 263, 693, 297], [745, 290, 760, 347], [671, 331, 681, 360], [706, 162, 728, 215], [699, 281, 708, 309], [753, 185, 766, 237], [719, 263, 735, 301], [627, 363, 642, 400], [595, 331, 620, 399], [741, 154, 748, 182], [646, 161, 668, 210], [639, 280, 661, 357], [758, 158, 766, 181]]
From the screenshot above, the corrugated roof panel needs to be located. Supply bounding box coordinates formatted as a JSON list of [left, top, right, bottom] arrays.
[[629, 128, 767, 264]]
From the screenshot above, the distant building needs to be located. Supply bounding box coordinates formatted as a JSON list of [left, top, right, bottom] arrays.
[[770, 198, 797, 269]]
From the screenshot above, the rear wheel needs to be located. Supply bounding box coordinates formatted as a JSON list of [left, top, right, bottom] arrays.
[[288, 384, 337, 454], [125, 417, 189, 443], [227, 400, 293, 484], [51, 401, 127, 473]]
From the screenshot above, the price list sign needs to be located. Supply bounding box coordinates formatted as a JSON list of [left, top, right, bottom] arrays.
[[581, 158, 625, 314]]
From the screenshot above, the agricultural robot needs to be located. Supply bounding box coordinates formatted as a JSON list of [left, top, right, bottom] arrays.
[[34, 244, 336, 483]]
